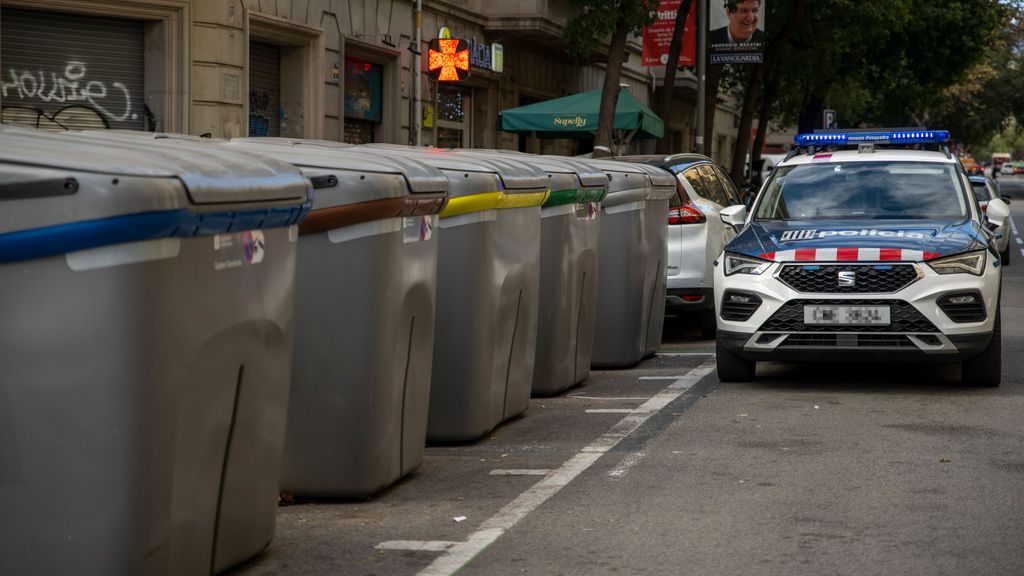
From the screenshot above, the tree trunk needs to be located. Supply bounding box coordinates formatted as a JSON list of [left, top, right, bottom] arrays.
[[729, 0, 806, 185], [656, 0, 694, 155], [702, 64, 723, 158], [594, 18, 630, 157]]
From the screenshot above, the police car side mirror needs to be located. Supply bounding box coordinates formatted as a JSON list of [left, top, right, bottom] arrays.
[[720, 204, 748, 232], [985, 197, 1010, 231]]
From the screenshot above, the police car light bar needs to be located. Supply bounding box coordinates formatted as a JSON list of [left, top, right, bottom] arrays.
[[794, 130, 950, 147]]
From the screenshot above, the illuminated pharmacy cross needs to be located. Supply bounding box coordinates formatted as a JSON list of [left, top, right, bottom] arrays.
[[428, 38, 470, 82]]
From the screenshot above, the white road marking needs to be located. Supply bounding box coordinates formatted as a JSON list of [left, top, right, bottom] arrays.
[[567, 395, 648, 401], [1016, 237, 1022, 245], [1010, 215, 1018, 236], [586, 409, 633, 414], [656, 352, 715, 357], [377, 541, 458, 552], [489, 469, 551, 476], [414, 358, 717, 576], [638, 375, 685, 380], [608, 451, 646, 478]]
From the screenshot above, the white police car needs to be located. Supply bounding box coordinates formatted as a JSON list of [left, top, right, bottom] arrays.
[[713, 130, 1009, 386]]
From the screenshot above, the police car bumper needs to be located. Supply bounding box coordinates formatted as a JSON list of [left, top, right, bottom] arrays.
[[714, 252, 1000, 362]]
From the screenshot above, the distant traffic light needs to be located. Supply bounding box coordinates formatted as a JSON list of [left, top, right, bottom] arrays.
[[428, 38, 470, 82]]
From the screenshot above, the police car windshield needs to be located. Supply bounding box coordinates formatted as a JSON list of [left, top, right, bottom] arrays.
[[755, 161, 967, 221]]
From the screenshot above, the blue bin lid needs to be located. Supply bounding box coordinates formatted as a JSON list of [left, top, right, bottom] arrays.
[[0, 127, 311, 263]]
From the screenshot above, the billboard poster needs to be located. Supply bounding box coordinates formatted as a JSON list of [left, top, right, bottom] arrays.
[[708, 0, 765, 64], [642, 0, 696, 67]]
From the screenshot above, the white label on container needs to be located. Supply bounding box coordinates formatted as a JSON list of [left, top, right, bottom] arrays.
[[575, 202, 599, 221], [326, 218, 402, 244], [604, 201, 645, 215], [541, 204, 574, 219], [66, 237, 181, 271], [439, 210, 497, 229], [403, 215, 436, 243], [213, 230, 265, 271]]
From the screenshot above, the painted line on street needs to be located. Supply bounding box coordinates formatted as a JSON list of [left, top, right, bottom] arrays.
[[586, 408, 633, 414], [638, 375, 685, 380], [567, 395, 648, 401], [1016, 237, 1022, 245], [377, 541, 458, 552], [489, 469, 551, 476], [413, 358, 717, 576], [608, 451, 646, 478]]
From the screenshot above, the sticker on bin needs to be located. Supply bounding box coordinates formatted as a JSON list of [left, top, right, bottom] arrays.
[[213, 230, 265, 270], [403, 215, 435, 243], [575, 202, 598, 221]]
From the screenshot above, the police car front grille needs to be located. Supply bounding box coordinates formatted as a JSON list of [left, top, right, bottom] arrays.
[[759, 299, 939, 333], [779, 334, 916, 348], [778, 264, 919, 293]]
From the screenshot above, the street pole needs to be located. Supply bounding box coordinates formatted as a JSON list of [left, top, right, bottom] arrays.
[[414, 0, 422, 146], [694, 0, 705, 154]]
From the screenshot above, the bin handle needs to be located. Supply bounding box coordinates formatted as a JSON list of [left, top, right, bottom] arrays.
[[0, 177, 78, 201], [309, 174, 339, 190]]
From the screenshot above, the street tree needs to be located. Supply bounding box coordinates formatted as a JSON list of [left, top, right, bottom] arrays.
[[564, 0, 655, 156], [655, 0, 694, 154]]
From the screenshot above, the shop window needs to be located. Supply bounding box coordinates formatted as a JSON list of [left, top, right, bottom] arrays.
[[343, 57, 382, 144], [436, 84, 470, 148]]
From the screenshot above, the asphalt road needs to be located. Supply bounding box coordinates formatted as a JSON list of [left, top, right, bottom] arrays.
[[233, 194, 1024, 576]]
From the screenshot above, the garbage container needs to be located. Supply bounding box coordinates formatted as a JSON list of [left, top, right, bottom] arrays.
[[0, 127, 310, 575], [578, 158, 675, 368], [224, 138, 448, 498], [363, 144, 549, 441], [452, 151, 608, 395]]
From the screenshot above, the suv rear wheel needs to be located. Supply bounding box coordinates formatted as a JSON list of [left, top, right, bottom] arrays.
[[1000, 244, 1011, 266], [716, 337, 756, 382], [961, 307, 1001, 387]]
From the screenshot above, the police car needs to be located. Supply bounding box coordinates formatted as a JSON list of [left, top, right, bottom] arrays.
[[713, 130, 1009, 386]]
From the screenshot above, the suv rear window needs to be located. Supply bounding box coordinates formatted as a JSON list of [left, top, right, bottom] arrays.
[[755, 161, 968, 220]]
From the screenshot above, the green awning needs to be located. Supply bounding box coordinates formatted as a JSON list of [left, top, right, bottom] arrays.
[[499, 88, 664, 139]]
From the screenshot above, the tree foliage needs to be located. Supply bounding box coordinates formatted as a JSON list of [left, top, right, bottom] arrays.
[[563, 0, 655, 154], [766, 0, 1004, 133]]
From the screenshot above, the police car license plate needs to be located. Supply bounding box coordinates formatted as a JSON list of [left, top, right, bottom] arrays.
[[804, 305, 890, 326]]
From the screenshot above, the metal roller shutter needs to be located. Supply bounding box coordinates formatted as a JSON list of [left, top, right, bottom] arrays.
[[0, 8, 145, 131], [248, 41, 281, 137]]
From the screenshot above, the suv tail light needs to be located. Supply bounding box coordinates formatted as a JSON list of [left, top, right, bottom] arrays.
[[668, 204, 706, 225], [979, 201, 989, 214]]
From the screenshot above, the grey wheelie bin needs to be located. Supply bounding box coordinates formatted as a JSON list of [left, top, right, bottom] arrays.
[[452, 150, 608, 395], [225, 138, 448, 498], [364, 144, 549, 441], [579, 158, 675, 368], [0, 126, 310, 576]]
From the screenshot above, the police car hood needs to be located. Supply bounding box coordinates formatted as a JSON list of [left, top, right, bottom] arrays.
[[729, 219, 987, 262]]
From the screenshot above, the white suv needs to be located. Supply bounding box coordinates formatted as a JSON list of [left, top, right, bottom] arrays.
[[714, 130, 1008, 386], [620, 154, 741, 337]]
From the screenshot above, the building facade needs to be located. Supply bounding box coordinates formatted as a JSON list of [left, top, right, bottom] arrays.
[[0, 0, 738, 160]]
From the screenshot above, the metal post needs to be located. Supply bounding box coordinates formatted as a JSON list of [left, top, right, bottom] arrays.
[[694, 0, 706, 154], [414, 0, 423, 146]]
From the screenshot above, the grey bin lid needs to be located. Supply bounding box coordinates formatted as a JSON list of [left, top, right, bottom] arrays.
[[228, 138, 448, 198], [624, 162, 677, 201], [362, 144, 549, 195], [0, 127, 309, 257], [454, 150, 609, 192], [71, 130, 310, 205]]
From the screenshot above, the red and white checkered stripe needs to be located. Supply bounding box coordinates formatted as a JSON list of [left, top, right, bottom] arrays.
[[760, 248, 941, 262]]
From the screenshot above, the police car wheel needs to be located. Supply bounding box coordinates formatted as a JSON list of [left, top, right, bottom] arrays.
[[698, 309, 717, 339], [961, 307, 1001, 387], [1000, 245, 1011, 266], [716, 337, 756, 382]]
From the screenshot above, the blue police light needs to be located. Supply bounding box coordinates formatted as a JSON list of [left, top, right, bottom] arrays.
[[794, 130, 950, 147]]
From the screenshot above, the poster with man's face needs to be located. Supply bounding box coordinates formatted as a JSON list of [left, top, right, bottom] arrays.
[[708, 0, 765, 64]]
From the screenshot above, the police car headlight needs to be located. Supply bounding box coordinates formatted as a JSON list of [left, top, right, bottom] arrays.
[[724, 252, 772, 276], [927, 251, 986, 276]]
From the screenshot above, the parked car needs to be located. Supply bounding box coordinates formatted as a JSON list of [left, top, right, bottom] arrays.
[[969, 175, 1011, 264], [715, 129, 1008, 387], [1002, 162, 1016, 175], [618, 154, 742, 337]]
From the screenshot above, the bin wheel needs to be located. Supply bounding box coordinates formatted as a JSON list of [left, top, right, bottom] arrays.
[[698, 309, 717, 339], [961, 307, 1001, 387], [716, 337, 756, 382]]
